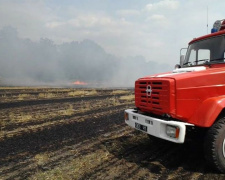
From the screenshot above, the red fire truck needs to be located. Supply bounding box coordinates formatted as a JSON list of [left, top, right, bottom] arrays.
[[125, 19, 225, 172]]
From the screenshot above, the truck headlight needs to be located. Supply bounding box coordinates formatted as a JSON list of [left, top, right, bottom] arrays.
[[166, 125, 180, 138]]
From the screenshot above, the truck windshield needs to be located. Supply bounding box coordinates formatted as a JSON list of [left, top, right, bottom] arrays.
[[184, 35, 225, 66]]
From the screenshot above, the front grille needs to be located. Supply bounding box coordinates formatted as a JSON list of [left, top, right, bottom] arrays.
[[135, 79, 171, 113]]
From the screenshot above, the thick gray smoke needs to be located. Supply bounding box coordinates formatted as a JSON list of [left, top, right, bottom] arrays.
[[0, 26, 172, 87]]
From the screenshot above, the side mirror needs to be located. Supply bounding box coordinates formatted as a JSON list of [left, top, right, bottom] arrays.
[[180, 48, 187, 67], [180, 55, 185, 67], [175, 64, 181, 69]]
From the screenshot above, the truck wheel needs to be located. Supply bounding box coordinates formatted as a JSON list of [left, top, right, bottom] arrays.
[[204, 117, 225, 173]]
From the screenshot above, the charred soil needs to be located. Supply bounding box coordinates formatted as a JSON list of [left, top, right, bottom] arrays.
[[0, 87, 224, 179]]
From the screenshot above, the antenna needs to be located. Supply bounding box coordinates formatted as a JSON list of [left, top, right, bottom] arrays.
[[207, 6, 208, 34]]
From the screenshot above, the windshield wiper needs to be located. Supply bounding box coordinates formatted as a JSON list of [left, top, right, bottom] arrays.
[[209, 58, 225, 62], [183, 59, 208, 66], [184, 58, 225, 66], [194, 59, 209, 63], [183, 62, 191, 65]]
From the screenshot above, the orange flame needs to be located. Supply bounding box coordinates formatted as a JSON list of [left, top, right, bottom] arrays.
[[72, 80, 88, 85]]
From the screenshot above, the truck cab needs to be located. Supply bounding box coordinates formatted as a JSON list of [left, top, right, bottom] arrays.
[[125, 19, 225, 172]]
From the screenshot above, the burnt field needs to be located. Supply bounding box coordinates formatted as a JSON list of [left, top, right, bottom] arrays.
[[0, 87, 224, 180]]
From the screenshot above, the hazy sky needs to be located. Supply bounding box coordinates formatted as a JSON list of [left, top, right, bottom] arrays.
[[0, 0, 224, 66]]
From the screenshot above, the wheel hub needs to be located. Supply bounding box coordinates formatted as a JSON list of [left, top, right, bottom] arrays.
[[223, 139, 225, 158]]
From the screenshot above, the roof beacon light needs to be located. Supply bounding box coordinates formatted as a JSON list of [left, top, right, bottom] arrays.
[[211, 19, 225, 33], [211, 20, 222, 33], [220, 20, 225, 31]]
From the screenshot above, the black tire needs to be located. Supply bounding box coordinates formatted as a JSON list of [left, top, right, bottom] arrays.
[[204, 117, 225, 173]]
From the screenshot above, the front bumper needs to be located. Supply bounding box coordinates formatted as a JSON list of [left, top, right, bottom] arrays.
[[125, 109, 194, 143]]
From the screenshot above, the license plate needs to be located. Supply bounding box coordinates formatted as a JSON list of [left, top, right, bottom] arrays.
[[135, 122, 147, 132]]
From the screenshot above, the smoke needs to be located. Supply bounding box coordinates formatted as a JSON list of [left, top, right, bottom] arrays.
[[0, 26, 172, 87]]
